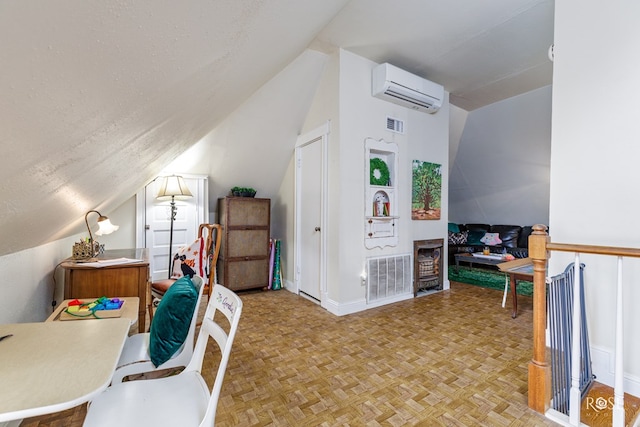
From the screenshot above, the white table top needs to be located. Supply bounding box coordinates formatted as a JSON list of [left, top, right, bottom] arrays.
[[0, 318, 130, 422]]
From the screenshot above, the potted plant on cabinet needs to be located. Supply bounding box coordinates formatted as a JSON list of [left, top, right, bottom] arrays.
[[230, 187, 256, 197]]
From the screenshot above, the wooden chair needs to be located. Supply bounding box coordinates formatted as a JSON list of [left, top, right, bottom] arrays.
[[149, 223, 222, 324], [83, 285, 243, 427], [111, 275, 205, 384]]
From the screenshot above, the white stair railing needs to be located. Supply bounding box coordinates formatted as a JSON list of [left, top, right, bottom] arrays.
[[612, 256, 625, 427], [528, 225, 640, 427], [569, 254, 583, 426]]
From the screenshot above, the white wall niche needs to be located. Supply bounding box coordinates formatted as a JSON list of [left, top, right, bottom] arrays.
[[365, 137, 399, 248]]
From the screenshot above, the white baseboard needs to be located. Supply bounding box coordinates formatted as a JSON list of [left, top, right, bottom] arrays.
[[323, 293, 414, 316], [590, 344, 640, 398]]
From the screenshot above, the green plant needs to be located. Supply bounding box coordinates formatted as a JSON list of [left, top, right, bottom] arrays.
[[230, 187, 256, 197], [370, 158, 390, 186]]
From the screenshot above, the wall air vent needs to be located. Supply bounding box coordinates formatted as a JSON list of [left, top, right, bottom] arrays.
[[366, 254, 412, 303], [386, 116, 404, 134]]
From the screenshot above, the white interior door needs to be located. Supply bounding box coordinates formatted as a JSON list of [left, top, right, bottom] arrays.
[[295, 123, 328, 304], [298, 140, 322, 300], [136, 175, 208, 281]]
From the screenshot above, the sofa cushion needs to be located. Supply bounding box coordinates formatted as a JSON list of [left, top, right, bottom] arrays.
[[466, 230, 486, 245], [461, 224, 491, 233], [518, 226, 533, 248], [489, 225, 522, 248], [448, 222, 460, 233]]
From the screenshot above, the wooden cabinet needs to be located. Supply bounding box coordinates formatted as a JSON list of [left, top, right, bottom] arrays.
[[217, 197, 270, 291], [61, 248, 149, 333]]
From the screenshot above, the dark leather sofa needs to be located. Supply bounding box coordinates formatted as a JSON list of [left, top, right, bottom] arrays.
[[447, 223, 533, 264]]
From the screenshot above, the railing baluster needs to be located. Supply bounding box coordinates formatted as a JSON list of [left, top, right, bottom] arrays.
[[569, 253, 582, 426], [612, 256, 625, 427], [528, 227, 640, 427]]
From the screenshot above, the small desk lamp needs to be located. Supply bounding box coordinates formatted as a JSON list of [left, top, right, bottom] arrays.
[[72, 210, 119, 260], [156, 175, 193, 278]]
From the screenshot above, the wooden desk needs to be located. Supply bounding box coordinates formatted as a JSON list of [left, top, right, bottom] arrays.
[[61, 249, 149, 333], [0, 319, 130, 422], [498, 257, 534, 319]]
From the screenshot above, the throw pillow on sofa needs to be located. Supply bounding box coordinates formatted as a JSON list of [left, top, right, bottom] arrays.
[[448, 230, 468, 245], [480, 232, 502, 246]]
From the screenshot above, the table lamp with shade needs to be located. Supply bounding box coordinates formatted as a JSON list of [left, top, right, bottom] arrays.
[[72, 210, 119, 260], [156, 175, 193, 278]]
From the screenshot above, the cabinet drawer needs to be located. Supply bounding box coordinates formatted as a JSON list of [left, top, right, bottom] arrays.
[[225, 259, 268, 290], [224, 198, 270, 227], [226, 229, 269, 257]]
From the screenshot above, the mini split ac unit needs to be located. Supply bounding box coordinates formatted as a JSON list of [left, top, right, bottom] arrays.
[[372, 63, 443, 114]]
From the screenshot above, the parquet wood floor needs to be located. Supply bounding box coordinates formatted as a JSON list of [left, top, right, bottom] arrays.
[[21, 282, 559, 426]]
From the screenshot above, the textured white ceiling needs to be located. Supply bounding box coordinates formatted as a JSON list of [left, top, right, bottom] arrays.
[[0, 0, 554, 257], [314, 0, 554, 111]]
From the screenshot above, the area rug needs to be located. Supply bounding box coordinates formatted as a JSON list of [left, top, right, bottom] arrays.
[[448, 265, 533, 296]]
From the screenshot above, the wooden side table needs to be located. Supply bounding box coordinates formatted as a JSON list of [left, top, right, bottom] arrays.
[[498, 257, 534, 319], [60, 249, 149, 333]]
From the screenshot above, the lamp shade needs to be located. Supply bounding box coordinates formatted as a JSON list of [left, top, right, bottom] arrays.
[[95, 217, 119, 236], [156, 175, 193, 200]]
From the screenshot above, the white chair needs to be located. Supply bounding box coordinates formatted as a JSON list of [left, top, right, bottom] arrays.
[[84, 284, 243, 427], [111, 275, 205, 383]]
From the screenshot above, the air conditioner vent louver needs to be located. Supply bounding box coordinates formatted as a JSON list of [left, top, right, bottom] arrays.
[[384, 88, 435, 109]]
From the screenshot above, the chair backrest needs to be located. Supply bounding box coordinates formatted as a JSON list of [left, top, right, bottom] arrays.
[[185, 284, 243, 427], [198, 224, 222, 296]]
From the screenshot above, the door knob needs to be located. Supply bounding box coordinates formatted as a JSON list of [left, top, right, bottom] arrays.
[[314, 227, 321, 232]]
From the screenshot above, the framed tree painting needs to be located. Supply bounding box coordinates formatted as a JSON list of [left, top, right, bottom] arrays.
[[412, 160, 441, 220]]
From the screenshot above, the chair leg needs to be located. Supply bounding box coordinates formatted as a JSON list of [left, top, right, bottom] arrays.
[[148, 301, 154, 328]]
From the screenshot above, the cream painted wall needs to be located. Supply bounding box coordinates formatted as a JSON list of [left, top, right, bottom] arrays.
[[449, 104, 469, 175], [0, 198, 138, 324], [93, 197, 138, 250], [295, 50, 341, 303], [0, 236, 78, 323], [551, 1, 640, 391], [337, 50, 449, 306], [273, 156, 296, 283], [449, 86, 551, 226], [293, 49, 449, 312]]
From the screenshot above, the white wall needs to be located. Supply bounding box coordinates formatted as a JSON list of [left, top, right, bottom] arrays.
[[449, 86, 551, 226], [0, 198, 139, 324], [0, 236, 79, 323], [295, 49, 449, 313], [449, 104, 469, 175], [551, 0, 640, 393]]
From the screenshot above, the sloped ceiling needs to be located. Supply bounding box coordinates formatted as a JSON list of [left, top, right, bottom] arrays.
[[0, 0, 553, 257], [314, 0, 554, 110]]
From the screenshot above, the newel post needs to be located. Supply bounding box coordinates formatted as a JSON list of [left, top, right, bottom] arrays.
[[528, 224, 551, 413]]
